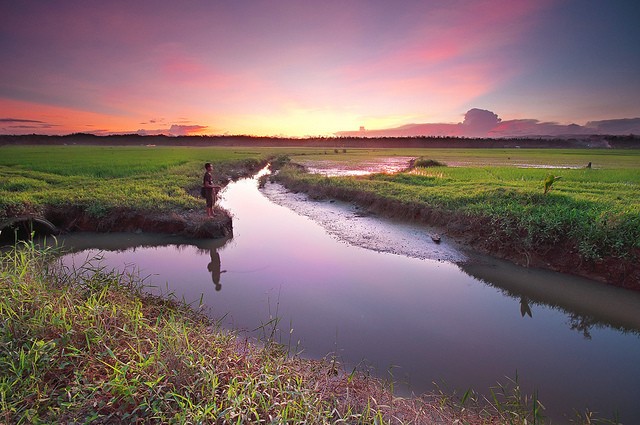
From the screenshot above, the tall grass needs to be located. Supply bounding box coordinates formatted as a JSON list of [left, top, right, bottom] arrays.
[[0, 243, 370, 423]]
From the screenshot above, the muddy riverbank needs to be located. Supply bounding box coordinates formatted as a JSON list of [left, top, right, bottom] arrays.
[[0, 204, 232, 243]]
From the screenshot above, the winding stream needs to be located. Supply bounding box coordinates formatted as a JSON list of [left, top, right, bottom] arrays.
[[57, 167, 640, 423]]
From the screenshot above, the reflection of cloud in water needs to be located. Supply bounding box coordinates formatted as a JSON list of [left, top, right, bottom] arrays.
[[264, 172, 640, 336], [513, 164, 591, 169], [300, 157, 589, 174]]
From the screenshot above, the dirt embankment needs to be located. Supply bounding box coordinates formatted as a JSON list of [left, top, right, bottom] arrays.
[[272, 173, 640, 291], [44, 205, 233, 239], [0, 202, 233, 243]]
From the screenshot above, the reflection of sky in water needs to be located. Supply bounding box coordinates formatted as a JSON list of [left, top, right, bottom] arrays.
[[300, 157, 414, 176], [59, 171, 640, 423]]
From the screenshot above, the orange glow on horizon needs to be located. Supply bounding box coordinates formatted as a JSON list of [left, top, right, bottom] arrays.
[[0, 99, 137, 135]]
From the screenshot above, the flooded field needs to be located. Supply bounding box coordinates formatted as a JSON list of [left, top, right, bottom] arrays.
[[297, 156, 415, 176]]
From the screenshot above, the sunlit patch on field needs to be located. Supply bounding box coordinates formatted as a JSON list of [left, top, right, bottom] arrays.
[[409, 168, 445, 178]]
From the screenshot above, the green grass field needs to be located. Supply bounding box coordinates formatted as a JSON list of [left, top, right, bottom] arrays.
[[278, 148, 640, 263], [0, 146, 268, 218], [0, 145, 264, 177], [2, 145, 638, 262]]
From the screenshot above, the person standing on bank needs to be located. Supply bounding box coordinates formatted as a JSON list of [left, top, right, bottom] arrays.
[[202, 162, 219, 218]]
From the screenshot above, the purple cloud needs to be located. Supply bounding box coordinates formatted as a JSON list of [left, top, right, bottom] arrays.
[[132, 124, 209, 136], [585, 118, 640, 135], [0, 117, 58, 131], [337, 109, 640, 138], [0, 118, 46, 124], [167, 124, 208, 136], [462, 108, 502, 136]]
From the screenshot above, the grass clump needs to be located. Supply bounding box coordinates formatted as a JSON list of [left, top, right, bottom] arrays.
[[413, 157, 446, 168]]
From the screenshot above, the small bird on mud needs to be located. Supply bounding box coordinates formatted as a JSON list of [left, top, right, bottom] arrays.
[[431, 233, 441, 243], [543, 175, 562, 194]]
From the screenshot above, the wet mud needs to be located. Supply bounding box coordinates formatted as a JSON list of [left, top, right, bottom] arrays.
[[261, 180, 467, 264]]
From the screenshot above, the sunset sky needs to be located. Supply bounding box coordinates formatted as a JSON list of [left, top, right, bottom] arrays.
[[1, 0, 639, 137]]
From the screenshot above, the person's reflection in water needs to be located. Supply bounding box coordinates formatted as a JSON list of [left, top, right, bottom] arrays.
[[520, 297, 533, 317], [207, 249, 226, 291]]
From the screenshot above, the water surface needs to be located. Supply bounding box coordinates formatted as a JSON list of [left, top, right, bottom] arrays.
[[58, 170, 640, 423]]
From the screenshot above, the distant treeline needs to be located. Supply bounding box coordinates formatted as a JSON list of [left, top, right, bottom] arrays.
[[1, 133, 639, 149]]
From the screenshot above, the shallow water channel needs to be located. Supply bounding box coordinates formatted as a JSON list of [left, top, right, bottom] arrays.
[[57, 168, 640, 423]]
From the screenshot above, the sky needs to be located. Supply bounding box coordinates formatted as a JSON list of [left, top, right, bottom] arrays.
[[1, 0, 639, 138]]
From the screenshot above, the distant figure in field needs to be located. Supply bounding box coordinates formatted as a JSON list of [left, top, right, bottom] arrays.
[[202, 162, 220, 217]]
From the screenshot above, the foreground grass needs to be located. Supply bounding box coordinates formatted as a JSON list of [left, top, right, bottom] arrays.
[[0, 243, 567, 424], [275, 152, 640, 264], [0, 243, 396, 423]]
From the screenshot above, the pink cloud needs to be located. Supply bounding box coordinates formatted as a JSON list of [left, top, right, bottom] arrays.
[[162, 57, 206, 80], [134, 124, 209, 137], [332, 1, 553, 121], [167, 124, 208, 136], [336, 122, 463, 138], [489, 120, 590, 137]]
